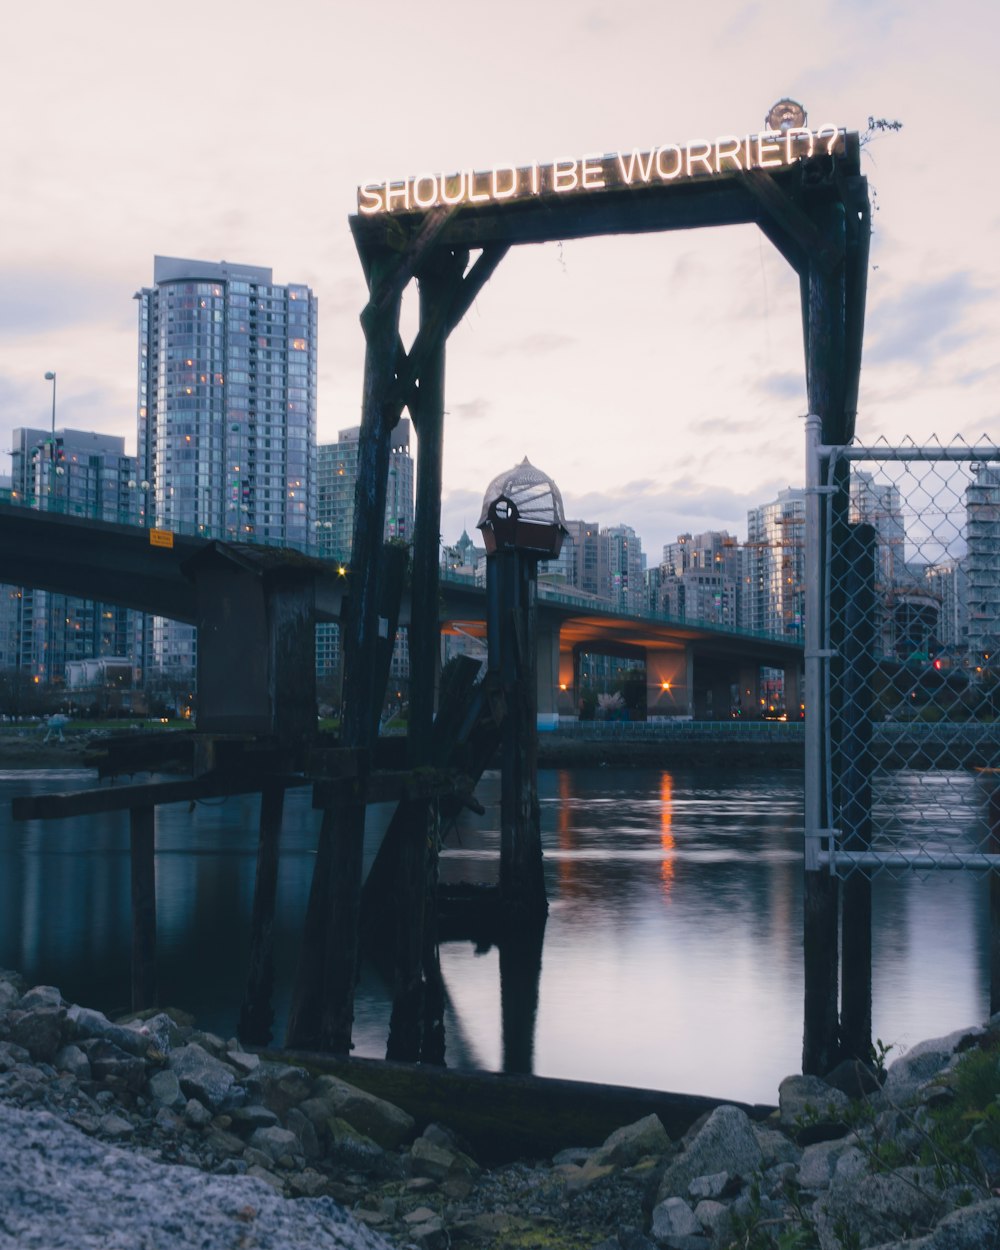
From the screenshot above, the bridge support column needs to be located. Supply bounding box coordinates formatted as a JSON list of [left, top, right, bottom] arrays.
[[646, 647, 692, 718], [784, 663, 803, 719], [535, 615, 562, 726], [738, 664, 762, 720]]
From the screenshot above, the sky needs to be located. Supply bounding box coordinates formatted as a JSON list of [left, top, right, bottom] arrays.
[[1, 0, 998, 561]]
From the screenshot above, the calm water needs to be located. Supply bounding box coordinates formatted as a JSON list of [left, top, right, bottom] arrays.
[[0, 765, 990, 1105]]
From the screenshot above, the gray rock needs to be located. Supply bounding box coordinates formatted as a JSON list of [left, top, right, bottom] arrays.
[[66, 1005, 153, 1057], [754, 1125, 801, 1166], [148, 1068, 184, 1109], [655, 1106, 763, 1205], [249, 1125, 305, 1167], [229, 1103, 280, 1132], [184, 1098, 213, 1127], [692, 1199, 728, 1233], [409, 1134, 478, 1180], [0, 1040, 31, 1071], [872, 1197, 1000, 1249], [53, 1044, 90, 1081], [0, 1102, 393, 1249], [77, 1038, 147, 1092], [814, 1166, 943, 1250], [310, 1074, 416, 1149], [778, 1074, 851, 1129], [99, 1112, 134, 1138], [285, 1105, 321, 1160], [168, 1042, 236, 1109], [688, 1170, 728, 1199], [18, 985, 63, 1010], [883, 1030, 982, 1104], [797, 1137, 856, 1191], [10, 1005, 67, 1062], [649, 1196, 708, 1249], [595, 1113, 671, 1167]]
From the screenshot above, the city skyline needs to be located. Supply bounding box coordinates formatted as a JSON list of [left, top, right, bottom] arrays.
[[2, 0, 998, 559]]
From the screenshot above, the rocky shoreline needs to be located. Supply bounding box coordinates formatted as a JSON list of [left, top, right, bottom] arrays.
[[3, 969, 1000, 1248]]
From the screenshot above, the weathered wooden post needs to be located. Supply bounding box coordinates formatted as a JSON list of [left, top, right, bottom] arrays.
[[129, 804, 156, 1011], [478, 458, 567, 919], [238, 782, 285, 1045]]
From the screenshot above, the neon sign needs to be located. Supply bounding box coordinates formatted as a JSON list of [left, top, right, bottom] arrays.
[[357, 126, 844, 217]]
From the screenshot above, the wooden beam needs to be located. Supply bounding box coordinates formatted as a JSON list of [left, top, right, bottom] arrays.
[[359, 204, 457, 338], [742, 169, 843, 275], [11, 772, 306, 821]]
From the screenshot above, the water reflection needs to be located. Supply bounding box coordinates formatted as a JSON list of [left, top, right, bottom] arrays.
[[0, 766, 991, 1104]]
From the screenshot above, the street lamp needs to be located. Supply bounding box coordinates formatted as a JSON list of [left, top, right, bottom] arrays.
[[43, 371, 56, 441], [43, 372, 58, 506]]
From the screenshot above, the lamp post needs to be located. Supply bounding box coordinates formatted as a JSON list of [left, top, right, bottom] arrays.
[[43, 372, 57, 507]]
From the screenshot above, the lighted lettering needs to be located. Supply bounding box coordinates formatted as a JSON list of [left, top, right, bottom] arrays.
[[356, 125, 848, 215], [816, 123, 840, 155], [384, 180, 410, 211], [467, 170, 490, 203], [756, 132, 783, 169], [784, 127, 814, 161], [685, 140, 714, 177], [580, 155, 605, 189], [655, 145, 683, 180], [412, 174, 439, 209], [714, 136, 744, 172], [492, 167, 518, 199], [440, 173, 465, 206], [616, 148, 657, 184], [358, 184, 385, 215], [553, 160, 579, 192]]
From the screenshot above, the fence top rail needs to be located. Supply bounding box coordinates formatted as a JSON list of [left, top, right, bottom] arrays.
[[822, 445, 1000, 463]]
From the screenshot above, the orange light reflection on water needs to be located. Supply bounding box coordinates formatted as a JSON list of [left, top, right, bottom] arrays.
[[660, 770, 675, 895]]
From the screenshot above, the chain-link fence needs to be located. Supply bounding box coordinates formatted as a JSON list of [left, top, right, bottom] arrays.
[[806, 430, 1000, 878]]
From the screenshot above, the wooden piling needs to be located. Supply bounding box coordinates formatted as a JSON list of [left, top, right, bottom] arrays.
[[129, 805, 156, 1011], [802, 201, 847, 1077], [238, 783, 285, 1045]]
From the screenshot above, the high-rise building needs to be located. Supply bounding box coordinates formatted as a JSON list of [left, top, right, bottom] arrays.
[[924, 558, 968, 652], [658, 531, 743, 628], [2, 428, 141, 684], [604, 524, 645, 615], [315, 419, 414, 680], [136, 256, 318, 676], [745, 488, 806, 637], [563, 520, 610, 601], [966, 465, 1000, 664]]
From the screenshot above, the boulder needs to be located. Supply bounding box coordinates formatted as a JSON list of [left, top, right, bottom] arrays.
[[654, 1106, 763, 1206], [883, 1031, 983, 1105], [814, 1166, 943, 1250], [873, 1197, 1000, 1249], [778, 1074, 851, 1133], [649, 1195, 708, 1249], [310, 1075, 415, 1150], [594, 1113, 671, 1167], [168, 1043, 236, 1110], [10, 1006, 67, 1063], [77, 1038, 147, 1093]]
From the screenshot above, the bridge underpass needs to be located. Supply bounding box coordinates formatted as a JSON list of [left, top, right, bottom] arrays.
[[437, 578, 803, 722]]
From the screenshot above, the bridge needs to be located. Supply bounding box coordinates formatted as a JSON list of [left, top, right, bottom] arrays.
[[0, 502, 802, 722]]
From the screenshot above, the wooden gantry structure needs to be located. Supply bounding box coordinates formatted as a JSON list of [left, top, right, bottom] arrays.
[[340, 119, 869, 1074], [10, 115, 870, 1077]]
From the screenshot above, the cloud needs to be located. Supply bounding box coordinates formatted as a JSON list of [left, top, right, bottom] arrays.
[[489, 331, 577, 357], [451, 397, 492, 421], [864, 272, 990, 368], [756, 371, 806, 402], [0, 266, 133, 337]]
